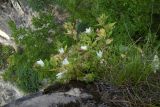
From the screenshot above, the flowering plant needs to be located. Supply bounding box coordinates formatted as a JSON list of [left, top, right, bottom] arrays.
[[49, 14, 115, 83]]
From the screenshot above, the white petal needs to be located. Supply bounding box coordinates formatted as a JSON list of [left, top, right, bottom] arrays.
[[80, 46, 87, 50], [56, 72, 64, 79], [85, 27, 91, 34], [56, 70, 67, 79], [36, 59, 44, 67], [58, 48, 64, 54], [62, 58, 69, 65], [96, 50, 103, 58]]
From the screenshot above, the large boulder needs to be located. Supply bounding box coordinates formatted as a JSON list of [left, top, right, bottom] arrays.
[[4, 89, 94, 107], [4, 81, 129, 107]]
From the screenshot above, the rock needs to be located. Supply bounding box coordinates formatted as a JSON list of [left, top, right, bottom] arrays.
[[4, 81, 132, 107], [0, 0, 38, 50], [0, 78, 23, 106], [4, 88, 94, 107]]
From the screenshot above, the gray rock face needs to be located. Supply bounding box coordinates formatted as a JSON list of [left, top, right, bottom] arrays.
[[3, 81, 132, 107], [0, 81, 23, 106], [0, 73, 23, 106], [4, 88, 96, 107], [0, 0, 37, 31], [0, 0, 12, 35], [0, 0, 37, 49]]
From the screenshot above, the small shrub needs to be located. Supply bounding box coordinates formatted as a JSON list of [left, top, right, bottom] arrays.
[[3, 1, 159, 92], [49, 14, 115, 83], [49, 14, 154, 85]]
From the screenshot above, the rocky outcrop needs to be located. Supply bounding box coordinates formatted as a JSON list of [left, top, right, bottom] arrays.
[[0, 0, 37, 50], [4, 89, 94, 107], [0, 72, 23, 106], [4, 81, 130, 107], [0, 0, 37, 32]]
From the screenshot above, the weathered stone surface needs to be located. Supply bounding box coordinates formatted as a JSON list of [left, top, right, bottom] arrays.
[[0, 73, 23, 106], [4, 88, 94, 107], [0, 0, 37, 49], [3, 80, 132, 107]]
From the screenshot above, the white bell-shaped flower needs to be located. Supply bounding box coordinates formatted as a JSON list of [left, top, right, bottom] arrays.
[[58, 48, 64, 54], [80, 46, 88, 50], [62, 57, 69, 65], [85, 27, 91, 34], [36, 59, 44, 67], [96, 50, 103, 58], [56, 72, 64, 79], [56, 70, 67, 79]]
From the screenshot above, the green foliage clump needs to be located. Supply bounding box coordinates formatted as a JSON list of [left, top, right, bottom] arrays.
[[102, 44, 152, 84], [4, 59, 40, 92], [54, 0, 157, 43], [49, 14, 153, 85], [3, 13, 66, 93], [2, 0, 159, 93], [48, 14, 115, 83], [28, 0, 159, 43], [0, 45, 13, 70], [8, 13, 58, 61], [27, 0, 54, 11]]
